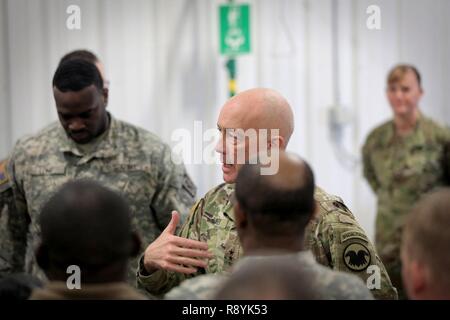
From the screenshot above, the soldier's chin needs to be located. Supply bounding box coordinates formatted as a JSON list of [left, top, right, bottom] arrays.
[[70, 132, 92, 144], [222, 165, 237, 183]]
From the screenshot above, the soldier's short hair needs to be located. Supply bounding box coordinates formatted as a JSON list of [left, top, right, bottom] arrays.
[[59, 49, 99, 66], [402, 188, 450, 293], [53, 59, 103, 92], [387, 64, 422, 88], [235, 154, 315, 236], [39, 180, 136, 270]]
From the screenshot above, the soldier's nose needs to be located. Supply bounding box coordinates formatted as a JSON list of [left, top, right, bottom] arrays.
[[68, 120, 85, 132]]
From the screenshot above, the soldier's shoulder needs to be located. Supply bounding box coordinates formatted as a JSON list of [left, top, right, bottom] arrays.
[[313, 186, 369, 237], [164, 274, 227, 300], [12, 122, 60, 156], [314, 186, 353, 219], [203, 183, 232, 201], [0, 158, 12, 193], [364, 119, 393, 148], [420, 114, 450, 141], [326, 270, 374, 299], [115, 118, 168, 151]]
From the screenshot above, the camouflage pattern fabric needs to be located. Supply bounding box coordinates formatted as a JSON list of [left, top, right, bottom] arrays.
[[137, 183, 397, 299], [362, 113, 450, 299], [0, 114, 196, 285], [164, 251, 374, 300]]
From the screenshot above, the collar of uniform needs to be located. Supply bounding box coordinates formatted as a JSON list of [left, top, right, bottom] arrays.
[[384, 111, 425, 147], [222, 183, 236, 222], [403, 112, 427, 148], [233, 250, 315, 272], [57, 113, 120, 160], [30, 281, 146, 300]]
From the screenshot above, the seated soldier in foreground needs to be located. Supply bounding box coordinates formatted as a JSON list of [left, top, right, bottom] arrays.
[[401, 188, 450, 300], [30, 180, 147, 300]]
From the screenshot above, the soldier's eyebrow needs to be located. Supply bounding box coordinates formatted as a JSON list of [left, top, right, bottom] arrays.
[[218, 124, 234, 132], [58, 106, 97, 117]]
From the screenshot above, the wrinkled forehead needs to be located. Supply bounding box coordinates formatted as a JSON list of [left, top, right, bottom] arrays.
[[218, 97, 270, 131]]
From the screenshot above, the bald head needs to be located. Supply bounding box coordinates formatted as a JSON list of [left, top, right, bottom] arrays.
[[235, 151, 315, 238], [220, 88, 294, 144], [216, 88, 295, 183]]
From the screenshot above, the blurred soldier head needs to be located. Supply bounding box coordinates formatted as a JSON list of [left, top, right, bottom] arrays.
[[53, 59, 109, 144], [386, 64, 423, 119], [214, 257, 317, 300], [401, 188, 450, 299], [36, 180, 141, 284], [215, 88, 294, 183], [59, 49, 109, 89], [234, 150, 316, 254]]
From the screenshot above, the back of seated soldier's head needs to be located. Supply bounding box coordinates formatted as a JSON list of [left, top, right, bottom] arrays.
[[234, 151, 316, 251], [0, 273, 43, 300], [214, 257, 318, 300], [401, 188, 450, 299], [36, 180, 141, 284]]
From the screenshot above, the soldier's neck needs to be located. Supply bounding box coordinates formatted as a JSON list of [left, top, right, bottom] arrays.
[[394, 108, 419, 137], [244, 235, 305, 256]]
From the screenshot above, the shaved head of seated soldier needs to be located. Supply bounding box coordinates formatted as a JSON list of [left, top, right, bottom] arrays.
[[35, 180, 141, 285], [214, 258, 318, 300], [234, 151, 315, 254], [401, 188, 450, 300]]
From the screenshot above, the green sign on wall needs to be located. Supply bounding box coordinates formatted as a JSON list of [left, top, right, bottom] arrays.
[[219, 4, 251, 55]]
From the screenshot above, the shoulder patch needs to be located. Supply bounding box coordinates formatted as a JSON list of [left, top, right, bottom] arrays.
[[343, 242, 371, 271], [341, 230, 368, 243], [0, 159, 11, 192]]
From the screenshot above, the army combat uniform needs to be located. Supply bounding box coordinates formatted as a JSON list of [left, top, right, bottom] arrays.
[[30, 281, 147, 300], [164, 251, 374, 300], [362, 113, 450, 299], [137, 183, 398, 299], [0, 160, 22, 276], [0, 114, 196, 284]]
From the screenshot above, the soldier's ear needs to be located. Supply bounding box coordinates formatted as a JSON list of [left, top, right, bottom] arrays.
[[130, 232, 142, 258], [102, 87, 109, 108], [36, 243, 50, 271], [409, 260, 427, 298]]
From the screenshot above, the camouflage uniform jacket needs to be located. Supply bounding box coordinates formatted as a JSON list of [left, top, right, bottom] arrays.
[[362, 113, 450, 298], [30, 281, 147, 300], [362, 114, 450, 260], [164, 251, 374, 300], [137, 183, 397, 299], [0, 114, 196, 283]]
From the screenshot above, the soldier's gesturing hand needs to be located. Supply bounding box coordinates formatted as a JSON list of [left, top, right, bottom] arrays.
[[143, 211, 213, 274]]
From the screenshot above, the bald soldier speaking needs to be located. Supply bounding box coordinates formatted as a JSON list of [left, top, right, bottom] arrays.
[[137, 88, 398, 299]]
